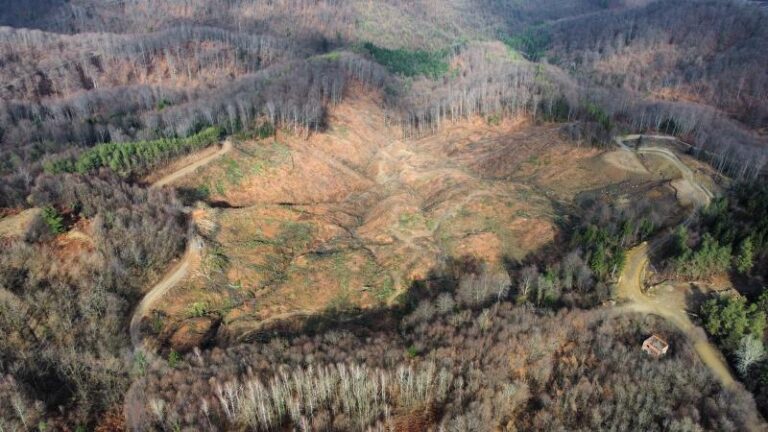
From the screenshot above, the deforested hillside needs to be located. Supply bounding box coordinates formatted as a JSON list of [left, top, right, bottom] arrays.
[[2, 0, 768, 430], [2, 0, 767, 195]]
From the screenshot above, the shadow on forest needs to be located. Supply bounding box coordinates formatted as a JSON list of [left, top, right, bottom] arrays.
[[0, 0, 67, 29], [226, 232, 574, 346]]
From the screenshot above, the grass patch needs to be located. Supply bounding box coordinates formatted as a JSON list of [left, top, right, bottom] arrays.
[[311, 51, 342, 62], [239, 221, 315, 288], [239, 140, 291, 177], [277, 221, 314, 252], [214, 179, 226, 196], [326, 290, 355, 313], [333, 253, 351, 290], [203, 245, 229, 276], [334, 124, 350, 138], [373, 277, 395, 303], [399, 212, 425, 229], [223, 157, 244, 185]]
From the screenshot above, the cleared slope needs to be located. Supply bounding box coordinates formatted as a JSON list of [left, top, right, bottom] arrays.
[[142, 91, 703, 347]]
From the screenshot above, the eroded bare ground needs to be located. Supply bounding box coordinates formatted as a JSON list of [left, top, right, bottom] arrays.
[[152, 91, 696, 346]]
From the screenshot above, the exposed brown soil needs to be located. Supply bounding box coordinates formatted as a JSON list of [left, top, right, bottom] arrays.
[[153, 91, 698, 343]]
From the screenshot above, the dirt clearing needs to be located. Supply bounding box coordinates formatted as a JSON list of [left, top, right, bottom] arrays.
[[147, 91, 710, 343]]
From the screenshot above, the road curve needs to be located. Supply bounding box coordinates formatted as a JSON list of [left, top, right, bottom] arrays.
[[130, 235, 203, 350], [636, 146, 713, 204], [616, 244, 737, 388], [610, 139, 733, 387], [615, 134, 713, 207], [612, 134, 736, 386], [152, 138, 233, 188], [131, 140, 229, 351]]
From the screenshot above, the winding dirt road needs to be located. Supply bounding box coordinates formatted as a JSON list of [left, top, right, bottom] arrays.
[[616, 244, 736, 387], [636, 146, 713, 205], [615, 134, 712, 206], [612, 134, 735, 387], [130, 140, 230, 351], [129, 235, 203, 350]]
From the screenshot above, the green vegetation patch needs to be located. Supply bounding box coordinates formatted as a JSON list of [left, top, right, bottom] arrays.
[[363, 42, 450, 78], [502, 26, 551, 62], [664, 182, 768, 280], [41, 206, 65, 234], [398, 212, 427, 230], [45, 126, 223, 176], [223, 157, 244, 185], [701, 296, 765, 352], [573, 215, 655, 281], [235, 121, 276, 141], [670, 228, 732, 280]]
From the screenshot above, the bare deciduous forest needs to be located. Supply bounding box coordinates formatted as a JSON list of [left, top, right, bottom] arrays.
[[1, 0, 767, 430]]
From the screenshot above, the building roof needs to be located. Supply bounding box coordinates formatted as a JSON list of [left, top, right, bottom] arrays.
[[642, 334, 669, 357]]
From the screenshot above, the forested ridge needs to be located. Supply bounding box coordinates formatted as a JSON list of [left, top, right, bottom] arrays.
[[1, 0, 768, 430], [546, 0, 768, 128]]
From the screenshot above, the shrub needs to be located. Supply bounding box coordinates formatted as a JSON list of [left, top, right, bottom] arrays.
[[187, 302, 209, 318], [41, 206, 64, 234], [168, 350, 181, 368]]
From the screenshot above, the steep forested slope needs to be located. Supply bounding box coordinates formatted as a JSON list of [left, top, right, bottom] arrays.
[[547, 0, 768, 128]]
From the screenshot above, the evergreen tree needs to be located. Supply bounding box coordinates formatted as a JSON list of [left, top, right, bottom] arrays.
[[736, 236, 755, 274], [41, 206, 64, 234]]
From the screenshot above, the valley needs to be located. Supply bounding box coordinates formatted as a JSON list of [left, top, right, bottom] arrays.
[[2, 1, 768, 430], [129, 93, 720, 360]]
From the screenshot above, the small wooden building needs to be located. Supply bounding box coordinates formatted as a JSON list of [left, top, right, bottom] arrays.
[[642, 334, 669, 358]]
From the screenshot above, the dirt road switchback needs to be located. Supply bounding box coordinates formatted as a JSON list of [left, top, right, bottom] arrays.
[[130, 139, 229, 351], [616, 243, 737, 388]]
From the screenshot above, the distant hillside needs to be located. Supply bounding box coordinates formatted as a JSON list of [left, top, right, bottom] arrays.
[[546, 0, 768, 128]]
